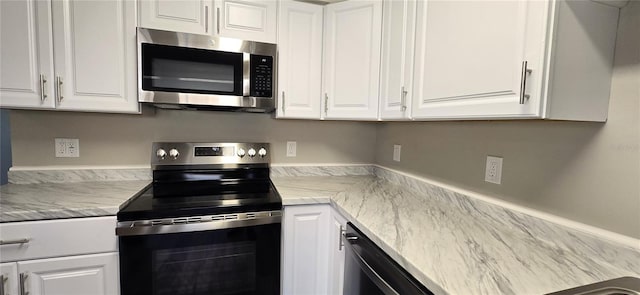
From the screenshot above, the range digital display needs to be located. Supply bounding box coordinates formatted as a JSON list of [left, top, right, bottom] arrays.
[[194, 146, 234, 157]]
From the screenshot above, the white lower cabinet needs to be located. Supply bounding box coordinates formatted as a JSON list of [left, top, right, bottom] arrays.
[[0, 217, 120, 295], [17, 253, 119, 295], [327, 208, 348, 295], [282, 204, 347, 295], [0, 262, 19, 295]]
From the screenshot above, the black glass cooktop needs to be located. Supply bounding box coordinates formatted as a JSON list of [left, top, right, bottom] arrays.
[[117, 168, 282, 221]]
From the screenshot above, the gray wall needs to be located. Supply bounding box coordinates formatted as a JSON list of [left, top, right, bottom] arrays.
[[375, 3, 640, 239], [9, 108, 377, 166]]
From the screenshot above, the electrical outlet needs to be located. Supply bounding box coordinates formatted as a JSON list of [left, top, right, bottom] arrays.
[[393, 145, 401, 162], [286, 141, 296, 157], [55, 138, 80, 158], [485, 156, 503, 184]]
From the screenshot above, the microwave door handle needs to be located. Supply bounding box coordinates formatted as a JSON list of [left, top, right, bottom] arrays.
[[243, 52, 251, 97], [344, 235, 400, 295]]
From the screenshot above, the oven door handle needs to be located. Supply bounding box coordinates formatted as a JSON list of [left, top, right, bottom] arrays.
[[343, 234, 400, 295]]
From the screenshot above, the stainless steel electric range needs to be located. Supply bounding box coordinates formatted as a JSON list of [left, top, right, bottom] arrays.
[[116, 142, 281, 295]]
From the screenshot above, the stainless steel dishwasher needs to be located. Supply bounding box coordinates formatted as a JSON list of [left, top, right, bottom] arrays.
[[343, 222, 434, 295]]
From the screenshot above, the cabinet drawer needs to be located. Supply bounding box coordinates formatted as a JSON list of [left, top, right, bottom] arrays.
[[0, 216, 117, 262]]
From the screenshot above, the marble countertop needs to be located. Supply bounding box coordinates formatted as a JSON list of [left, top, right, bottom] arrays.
[[2, 167, 639, 295], [0, 180, 150, 222], [273, 175, 640, 295]]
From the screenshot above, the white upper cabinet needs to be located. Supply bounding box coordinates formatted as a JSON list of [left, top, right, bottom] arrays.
[[412, 0, 546, 120], [1, 0, 138, 114], [379, 0, 416, 120], [216, 0, 277, 43], [0, 0, 55, 109], [52, 0, 139, 113], [323, 0, 382, 120], [411, 0, 619, 121], [277, 0, 323, 119], [139, 0, 214, 35]]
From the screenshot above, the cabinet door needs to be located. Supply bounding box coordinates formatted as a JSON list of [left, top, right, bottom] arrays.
[[282, 205, 330, 295], [0, 0, 55, 109], [277, 0, 323, 119], [327, 208, 348, 295], [52, 0, 139, 113], [216, 0, 277, 43], [323, 0, 382, 120], [379, 0, 416, 120], [0, 263, 19, 295], [411, 0, 548, 119], [139, 0, 213, 35], [17, 253, 119, 295]]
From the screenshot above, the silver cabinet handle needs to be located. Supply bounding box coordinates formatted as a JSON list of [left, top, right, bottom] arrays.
[[1, 274, 6, 295], [205, 6, 209, 33], [216, 7, 221, 34], [39, 74, 47, 103], [0, 238, 30, 246], [519, 61, 532, 104], [324, 93, 328, 116], [400, 86, 408, 112], [56, 76, 63, 102], [281, 91, 285, 114], [338, 225, 345, 251], [19, 273, 28, 295]]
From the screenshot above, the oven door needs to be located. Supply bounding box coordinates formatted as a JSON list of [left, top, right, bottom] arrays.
[[118, 223, 281, 295]]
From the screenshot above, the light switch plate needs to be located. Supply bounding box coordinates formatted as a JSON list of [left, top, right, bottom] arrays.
[[485, 156, 503, 184], [286, 141, 296, 157], [55, 138, 80, 158], [393, 145, 401, 162]]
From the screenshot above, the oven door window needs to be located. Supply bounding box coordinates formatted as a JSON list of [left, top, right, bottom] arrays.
[[119, 224, 280, 295], [141, 43, 244, 96]]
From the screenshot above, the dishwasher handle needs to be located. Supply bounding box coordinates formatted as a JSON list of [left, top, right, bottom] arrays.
[[343, 233, 400, 295]]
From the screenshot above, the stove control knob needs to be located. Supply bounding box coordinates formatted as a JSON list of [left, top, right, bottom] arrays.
[[237, 148, 246, 158], [168, 148, 179, 160], [248, 148, 257, 158], [258, 148, 267, 158], [156, 148, 167, 160]]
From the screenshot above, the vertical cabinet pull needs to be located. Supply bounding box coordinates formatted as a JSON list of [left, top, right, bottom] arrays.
[[1, 274, 6, 295], [39, 74, 47, 103], [400, 86, 408, 112], [338, 225, 346, 251], [519, 61, 532, 104], [216, 7, 221, 34], [281, 91, 285, 114], [324, 93, 328, 116], [19, 273, 28, 295], [56, 76, 64, 102], [205, 6, 209, 33]]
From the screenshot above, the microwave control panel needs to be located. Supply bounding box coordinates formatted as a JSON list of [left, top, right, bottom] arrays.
[[250, 55, 273, 98]]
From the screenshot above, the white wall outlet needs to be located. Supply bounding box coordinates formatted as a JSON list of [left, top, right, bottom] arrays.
[[55, 138, 80, 158], [485, 156, 503, 184], [286, 141, 297, 157], [393, 145, 401, 162]]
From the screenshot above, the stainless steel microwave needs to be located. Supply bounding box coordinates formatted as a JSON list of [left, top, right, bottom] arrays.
[[137, 28, 276, 112]]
